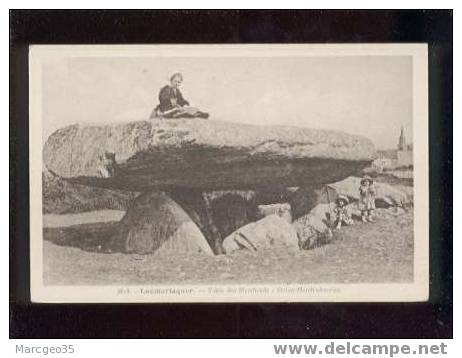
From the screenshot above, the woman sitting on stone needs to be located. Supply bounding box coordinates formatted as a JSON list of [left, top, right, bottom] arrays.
[[150, 72, 209, 119]]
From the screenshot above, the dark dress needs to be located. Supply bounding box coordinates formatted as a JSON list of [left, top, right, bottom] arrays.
[[152, 85, 209, 119], [157, 85, 189, 113]]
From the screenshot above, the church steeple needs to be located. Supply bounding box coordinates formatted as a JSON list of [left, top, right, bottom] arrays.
[[398, 126, 407, 151]]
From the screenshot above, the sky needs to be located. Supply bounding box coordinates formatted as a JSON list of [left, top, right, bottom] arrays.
[[42, 55, 413, 149]]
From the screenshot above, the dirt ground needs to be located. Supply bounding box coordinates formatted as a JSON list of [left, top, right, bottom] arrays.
[[43, 208, 414, 285]]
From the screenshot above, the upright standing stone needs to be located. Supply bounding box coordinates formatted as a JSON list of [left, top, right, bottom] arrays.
[[116, 191, 213, 255]]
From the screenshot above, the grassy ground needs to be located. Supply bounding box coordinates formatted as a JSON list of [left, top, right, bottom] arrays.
[[43, 208, 413, 285]]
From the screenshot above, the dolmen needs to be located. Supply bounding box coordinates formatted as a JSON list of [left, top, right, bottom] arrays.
[[44, 118, 376, 255]]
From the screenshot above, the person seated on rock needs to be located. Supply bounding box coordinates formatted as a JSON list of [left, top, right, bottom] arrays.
[[150, 72, 209, 119], [359, 175, 376, 223], [333, 195, 354, 230]]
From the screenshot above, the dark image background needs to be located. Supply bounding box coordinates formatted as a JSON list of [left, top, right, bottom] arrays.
[[10, 9, 452, 338]]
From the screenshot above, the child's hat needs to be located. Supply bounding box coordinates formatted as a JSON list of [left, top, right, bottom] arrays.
[[361, 175, 373, 185], [335, 195, 349, 205]]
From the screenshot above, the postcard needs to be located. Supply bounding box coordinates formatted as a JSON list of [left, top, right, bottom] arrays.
[[29, 44, 428, 302]]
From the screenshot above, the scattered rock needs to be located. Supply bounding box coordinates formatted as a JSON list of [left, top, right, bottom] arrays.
[[223, 215, 299, 254], [294, 212, 329, 233], [293, 213, 333, 250], [307, 203, 336, 224], [257, 203, 292, 223], [288, 185, 339, 220]]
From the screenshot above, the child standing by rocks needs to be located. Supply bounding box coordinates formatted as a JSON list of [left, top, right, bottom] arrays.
[[333, 195, 354, 229], [359, 175, 376, 222]]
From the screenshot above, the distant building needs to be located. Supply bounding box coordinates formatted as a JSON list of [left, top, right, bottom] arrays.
[[372, 126, 413, 171], [398, 126, 407, 150], [373, 150, 398, 171], [396, 126, 413, 167]]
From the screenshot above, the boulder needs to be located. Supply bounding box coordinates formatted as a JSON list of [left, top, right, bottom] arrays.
[[115, 191, 213, 255], [308, 203, 336, 223], [288, 185, 339, 220], [293, 213, 333, 250], [257, 203, 292, 223], [222, 215, 299, 253], [44, 119, 376, 191], [328, 176, 409, 207], [293, 213, 329, 234]]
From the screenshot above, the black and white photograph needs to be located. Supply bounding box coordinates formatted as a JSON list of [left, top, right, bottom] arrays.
[[29, 44, 429, 302]]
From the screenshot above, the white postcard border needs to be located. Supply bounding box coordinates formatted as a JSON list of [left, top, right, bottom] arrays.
[[29, 44, 429, 303]]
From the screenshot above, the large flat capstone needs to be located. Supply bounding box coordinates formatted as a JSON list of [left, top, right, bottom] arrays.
[[44, 119, 376, 191]]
